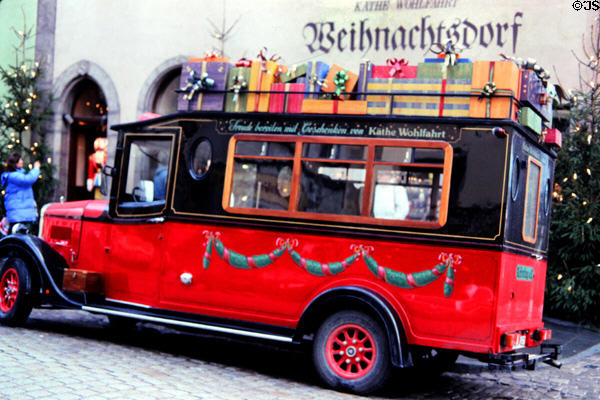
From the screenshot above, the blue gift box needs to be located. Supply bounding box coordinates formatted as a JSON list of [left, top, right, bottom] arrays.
[[297, 61, 330, 99], [424, 58, 472, 63]]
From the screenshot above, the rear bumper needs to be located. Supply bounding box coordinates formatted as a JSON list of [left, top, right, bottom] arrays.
[[487, 343, 562, 370]]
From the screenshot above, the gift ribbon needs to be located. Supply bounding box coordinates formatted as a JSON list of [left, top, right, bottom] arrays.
[[430, 41, 460, 65], [360, 61, 371, 96], [430, 40, 461, 77], [257, 47, 281, 62], [333, 70, 349, 98], [230, 74, 248, 112], [203, 51, 220, 61], [522, 58, 550, 81], [182, 63, 216, 110], [307, 73, 327, 96], [235, 58, 252, 67], [386, 58, 408, 78], [471, 61, 514, 118], [500, 54, 551, 82], [438, 79, 447, 117]]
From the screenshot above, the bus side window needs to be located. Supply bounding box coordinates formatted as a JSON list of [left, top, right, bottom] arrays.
[[522, 156, 542, 243], [229, 141, 294, 210], [224, 136, 452, 229]]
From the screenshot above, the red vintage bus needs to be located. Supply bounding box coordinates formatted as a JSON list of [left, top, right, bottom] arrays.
[[0, 103, 560, 393]]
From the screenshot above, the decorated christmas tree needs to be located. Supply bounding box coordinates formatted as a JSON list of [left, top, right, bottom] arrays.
[[546, 19, 600, 327], [0, 18, 56, 215]]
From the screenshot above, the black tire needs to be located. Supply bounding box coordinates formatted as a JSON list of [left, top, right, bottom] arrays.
[[411, 347, 458, 374], [0, 257, 34, 326], [313, 310, 391, 394]]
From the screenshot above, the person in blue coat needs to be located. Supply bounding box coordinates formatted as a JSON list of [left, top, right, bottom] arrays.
[[1, 153, 40, 233]]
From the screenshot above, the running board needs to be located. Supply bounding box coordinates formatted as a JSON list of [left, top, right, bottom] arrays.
[[82, 306, 294, 343]]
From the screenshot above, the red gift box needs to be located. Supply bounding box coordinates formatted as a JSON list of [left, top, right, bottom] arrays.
[[544, 128, 562, 148], [372, 58, 418, 79], [268, 83, 305, 113]]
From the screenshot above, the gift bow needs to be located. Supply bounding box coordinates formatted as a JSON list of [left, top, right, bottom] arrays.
[[307, 73, 327, 89], [471, 62, 514, 117], [430, 40, 462, 68], [230, 75, 248, 103], [235, 58, 252, 67], [257, 47, 281, 62], [203, 51, 221, 61], [500, 54, 551, 82], [333, 70, 349, 97], [182, 70, 215, 101], [522, 58, 550, 81], [386, 58, 408, 78]]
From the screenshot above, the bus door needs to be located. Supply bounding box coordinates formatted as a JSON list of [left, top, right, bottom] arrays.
[[105, 132, 176, 307]]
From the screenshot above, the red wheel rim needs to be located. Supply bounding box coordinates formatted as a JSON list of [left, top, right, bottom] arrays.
[[0, 268, 19, 313], [325, 323, 377, 379]]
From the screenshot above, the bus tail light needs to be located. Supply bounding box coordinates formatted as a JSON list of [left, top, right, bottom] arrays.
[[533, 328, 552, 342]]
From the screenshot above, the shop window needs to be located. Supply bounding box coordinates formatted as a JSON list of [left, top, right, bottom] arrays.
[[224, 135, 453, 229]]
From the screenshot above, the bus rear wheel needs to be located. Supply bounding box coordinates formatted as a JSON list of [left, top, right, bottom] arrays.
[[313, 311, 391, 394], [0, 257, 34, 326]]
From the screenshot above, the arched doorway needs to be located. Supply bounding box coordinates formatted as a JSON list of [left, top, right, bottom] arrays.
[[151, 67, 180, 115], [65, 79, 108, 201]]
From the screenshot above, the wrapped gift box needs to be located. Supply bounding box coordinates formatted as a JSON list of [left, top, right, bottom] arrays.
[[519, 69, 547, 120], [189, 55, 231, 63], [279, 64, 308, 83], [322, 64, 359, 100], [297, 61, 330, 98], [543, 128, 562, 148], [246, 60, 278, 112], [357, 61, 417, 100], [225, 67, 252, 112], [423, 58, 471, 64], [469, 61, 520, 120], [417, 61, 473, 80], [302, 99, 367, 115], [268, 83, 305, 113], [177, 61, 231, 111], [540, 83, 556, 124], [362, 78, 469, 117], [519, 106, 542, 134]]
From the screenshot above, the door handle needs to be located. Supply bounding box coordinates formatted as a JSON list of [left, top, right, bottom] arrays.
[[147, 217, 165, 224]]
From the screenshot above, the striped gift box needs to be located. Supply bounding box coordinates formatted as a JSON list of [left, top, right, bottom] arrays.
[[365, 78, 471, 117]]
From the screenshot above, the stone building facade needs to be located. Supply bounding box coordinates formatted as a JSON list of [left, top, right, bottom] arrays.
[[26, 0, 598, 201]]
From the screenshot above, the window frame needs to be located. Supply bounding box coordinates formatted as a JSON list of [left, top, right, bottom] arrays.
[[522, 156, 542, 243], [223, 134, 453, 229], [115, 133, 176, 218]]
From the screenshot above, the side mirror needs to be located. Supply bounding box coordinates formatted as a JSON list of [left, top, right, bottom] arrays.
[[101, 166, 115, 196]]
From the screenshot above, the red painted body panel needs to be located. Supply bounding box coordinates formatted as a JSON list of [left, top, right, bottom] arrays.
[[42, 215, 546, 355]]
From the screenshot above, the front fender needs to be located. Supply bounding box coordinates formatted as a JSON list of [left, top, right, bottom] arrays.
[[0, 234, 81, 308]]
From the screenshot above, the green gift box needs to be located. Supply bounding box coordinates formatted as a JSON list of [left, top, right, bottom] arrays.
[[519, 106, 542, 135], [417, 62, 473, 80], [280, 64, 307, 83], [225, 67, 252, 112]]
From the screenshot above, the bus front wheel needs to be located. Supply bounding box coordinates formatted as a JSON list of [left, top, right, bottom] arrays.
[[0, 257, 34, 326], [313, 310, 391, 394]]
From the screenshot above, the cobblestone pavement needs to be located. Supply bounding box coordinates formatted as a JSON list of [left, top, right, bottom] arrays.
[[0, 309, 598, 400]]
